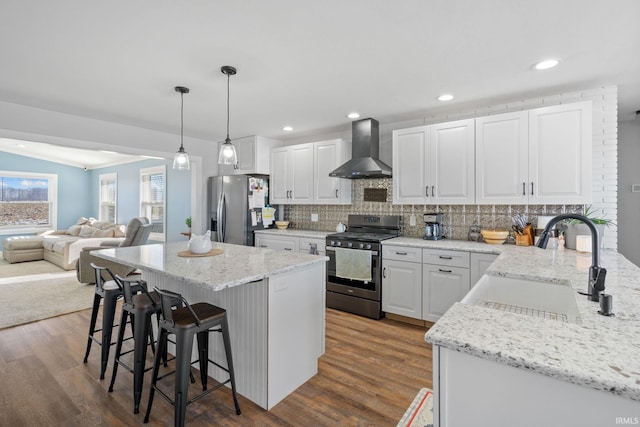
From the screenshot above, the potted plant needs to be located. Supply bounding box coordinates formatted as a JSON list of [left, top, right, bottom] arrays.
[[563, 206, 614, 250], [185, 217, 192, 231]]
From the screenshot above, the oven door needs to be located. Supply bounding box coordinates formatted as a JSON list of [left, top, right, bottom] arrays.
[[326, 246, 380, 301]]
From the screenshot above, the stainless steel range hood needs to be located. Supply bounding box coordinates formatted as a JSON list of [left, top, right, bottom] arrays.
[[329, 118, 392, 179]]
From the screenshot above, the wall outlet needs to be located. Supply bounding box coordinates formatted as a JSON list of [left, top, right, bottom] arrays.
[[409, 214, 416, 226], [311, 213, 318, 222]]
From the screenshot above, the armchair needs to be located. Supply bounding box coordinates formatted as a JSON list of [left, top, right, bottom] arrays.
[[76, 217, 153, 284]]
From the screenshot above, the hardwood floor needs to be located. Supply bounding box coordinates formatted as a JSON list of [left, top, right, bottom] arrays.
[[0, 307, 432, 426]]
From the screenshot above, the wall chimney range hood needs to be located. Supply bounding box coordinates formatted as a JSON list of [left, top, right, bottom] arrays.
[[329, 118, 392, 179]]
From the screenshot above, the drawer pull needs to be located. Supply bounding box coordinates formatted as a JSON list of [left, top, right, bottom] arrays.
[[383, 267, 386, 278], [395, 251, 408, 255], [439, 255, 452, 260], [284, 248, 292, 251], [439, 269, 452, 273], [260, 244, 267, 248]]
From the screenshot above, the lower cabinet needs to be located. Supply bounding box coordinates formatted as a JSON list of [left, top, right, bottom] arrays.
[[381, 259, 423, 318], [422, 264, 470, 322], [255, 233, 325, 256], [381, 244, 498, 322]]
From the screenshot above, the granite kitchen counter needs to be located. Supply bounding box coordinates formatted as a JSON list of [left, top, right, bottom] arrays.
[[92, 241, 327, 293], [387, 237, 640, 403]]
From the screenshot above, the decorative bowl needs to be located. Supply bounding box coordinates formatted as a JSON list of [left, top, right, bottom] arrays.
[[275, 221, 289, 230], [480, 229, 509, 245]]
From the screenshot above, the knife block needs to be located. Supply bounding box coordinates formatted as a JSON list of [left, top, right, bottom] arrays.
[[516, 224, 534, 246]]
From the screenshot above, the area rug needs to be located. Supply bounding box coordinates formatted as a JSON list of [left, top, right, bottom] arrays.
[[397, 388, 434, 427], [0, 252, 67, 278], [0, 271, 95, 329]]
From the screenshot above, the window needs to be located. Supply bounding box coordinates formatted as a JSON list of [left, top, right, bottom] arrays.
[[140, 165, 165, 242], [0, 171, 58, 232], [99, 173, 117, 223]]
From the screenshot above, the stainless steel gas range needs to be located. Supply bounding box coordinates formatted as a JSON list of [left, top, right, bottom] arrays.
[[325, 214, 402, 319]]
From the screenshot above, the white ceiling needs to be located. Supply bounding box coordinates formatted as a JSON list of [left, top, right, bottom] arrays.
[[0, 0, 639, 161]]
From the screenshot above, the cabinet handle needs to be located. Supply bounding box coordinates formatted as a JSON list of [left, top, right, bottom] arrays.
[[425, 186, 429, 197], [530, 182, 534, 195], [284, 248, 292, 251], [522, 182, 526, 196], [260, 244, 267, 248], [439, 269, 452, 273], [383, 267, 386, 278], [395, 251, 408, 255], [431, 186, 435, 197], [439, 255, 452, 260], [335, 189, 339, 198]]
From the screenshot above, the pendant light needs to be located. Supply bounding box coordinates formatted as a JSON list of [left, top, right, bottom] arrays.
[[172, 86, 190, 170], [218, 65, 238, 165]]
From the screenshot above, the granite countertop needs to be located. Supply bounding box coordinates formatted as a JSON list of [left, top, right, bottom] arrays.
[[91, 241, 328, 293], [254, 229, 330, 239], [386, 237, 640, 402]]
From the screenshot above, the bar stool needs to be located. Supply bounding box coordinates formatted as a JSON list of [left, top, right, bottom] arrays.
[[102, 268, 161, 414], [143, 288, 241, 427], [82, 262, 146, 379]]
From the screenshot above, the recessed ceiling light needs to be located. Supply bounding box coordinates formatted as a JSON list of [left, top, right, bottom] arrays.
[[533, 59, 559, 70], [283, 126, 293, 132], [437, 94, 454, 101], [16, 144, 25, 148], [347, 112, 360, 119], [99, 150, 117, 154]]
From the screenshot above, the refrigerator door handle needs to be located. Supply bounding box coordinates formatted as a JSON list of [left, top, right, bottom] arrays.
[[217, 192, 225, 242]]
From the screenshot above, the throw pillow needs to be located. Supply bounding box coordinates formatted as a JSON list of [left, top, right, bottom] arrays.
[[79, 225, 97, 238], [111, 224, 126, 237], [67, 225, 82, 236], [91, 229, 115, 238], [91, 221, 109, 230], [76, 216, 90, 225]]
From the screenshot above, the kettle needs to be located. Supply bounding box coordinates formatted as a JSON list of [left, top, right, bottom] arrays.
[[336, 222, 346, 233]]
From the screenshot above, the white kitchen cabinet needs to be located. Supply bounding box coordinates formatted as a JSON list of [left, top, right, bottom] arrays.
[[392, 119, 475, 205], [528, 101, 592, 204], [382, 258, 423, 319], [475, 101, 592, 204], [422, 248, 470, 322], [313, 139, 352, 204], [469, 252, 499, 287], [218, 135, 282, 175], [255, 234, 299, 252], [270, 143, 314, 204], [475, 111, 529, 204]]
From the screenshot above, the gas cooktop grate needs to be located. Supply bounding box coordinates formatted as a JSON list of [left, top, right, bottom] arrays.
[[477, 300, 568, 322]]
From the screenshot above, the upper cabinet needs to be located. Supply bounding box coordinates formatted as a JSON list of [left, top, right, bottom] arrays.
[[218, 136, 283, 176], [392, 119, 475, 205], [270, 139, 352, 205], [314, 139, 352, 204], [476, 101, 592, 204], [270, 143, 314, 204]]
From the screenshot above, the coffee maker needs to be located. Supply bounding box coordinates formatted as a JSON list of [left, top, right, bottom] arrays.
[[424, 213, 444, 240]]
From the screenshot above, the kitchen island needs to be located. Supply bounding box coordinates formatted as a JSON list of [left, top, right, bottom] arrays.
[[92, 241, 327, 410], [391, 238, 640, 426]]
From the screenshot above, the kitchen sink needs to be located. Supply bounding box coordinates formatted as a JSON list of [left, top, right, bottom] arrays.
[[462, 275, 581, 323]]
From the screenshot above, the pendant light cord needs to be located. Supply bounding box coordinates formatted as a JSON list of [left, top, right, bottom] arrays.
[[180, 91, 185, 150], [226, 72, 230, 142]]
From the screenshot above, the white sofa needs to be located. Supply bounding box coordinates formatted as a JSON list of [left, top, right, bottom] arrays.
[[2, 217, 126, 270]]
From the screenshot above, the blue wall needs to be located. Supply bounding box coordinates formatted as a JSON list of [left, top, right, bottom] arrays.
[[91, 159, 191, 243], [1, 153, 191, 245]]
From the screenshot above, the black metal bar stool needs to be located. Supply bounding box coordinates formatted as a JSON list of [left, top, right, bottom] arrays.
[[82, 262, 146, 379], [143, 288, 241, 427], [101, 268, 161, 414]]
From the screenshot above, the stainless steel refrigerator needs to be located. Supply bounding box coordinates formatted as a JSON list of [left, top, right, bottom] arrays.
[[207, 174, 272, 246]]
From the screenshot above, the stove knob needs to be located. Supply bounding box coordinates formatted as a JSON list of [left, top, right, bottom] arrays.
[[366, 244, 372, 250], [358, 243, 364, 249], [336, 241, 342, 247], [347, 242, 353, 248], [329, 240, 335, 246]]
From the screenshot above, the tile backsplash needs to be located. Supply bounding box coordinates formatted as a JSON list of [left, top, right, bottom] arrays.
[[282, 178, 584, 240]]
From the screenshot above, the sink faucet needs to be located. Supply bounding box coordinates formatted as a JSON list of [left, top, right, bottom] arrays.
[[536, 214, 606, 302]]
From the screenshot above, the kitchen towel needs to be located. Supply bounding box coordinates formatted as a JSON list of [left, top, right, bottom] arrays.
[[335, 247, 372, 282]]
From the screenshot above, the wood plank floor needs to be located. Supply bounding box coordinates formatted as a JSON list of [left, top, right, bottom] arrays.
[[0, 307, 432, 426]]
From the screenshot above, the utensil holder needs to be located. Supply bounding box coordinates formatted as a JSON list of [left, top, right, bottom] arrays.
[[515, 233, 530, 246]]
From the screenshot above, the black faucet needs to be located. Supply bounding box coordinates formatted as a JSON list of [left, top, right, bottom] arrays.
[[536, 214, 606, 302]]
